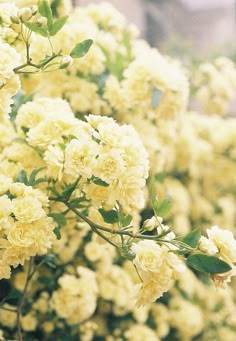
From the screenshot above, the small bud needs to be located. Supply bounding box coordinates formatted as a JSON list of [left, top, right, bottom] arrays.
[[36, 16, 48, 28], [143, 216, 163, 231], [10, 16, 20, 24], [18, 7, 32, 22], [31, 5, 38, 16], [59, 55, 73, 69]]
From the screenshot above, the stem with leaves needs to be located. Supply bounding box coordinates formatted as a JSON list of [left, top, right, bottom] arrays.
[[50, 197, 192, 253]]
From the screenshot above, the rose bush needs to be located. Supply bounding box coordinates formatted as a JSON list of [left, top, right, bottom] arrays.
[[0, 1, 235, 340]]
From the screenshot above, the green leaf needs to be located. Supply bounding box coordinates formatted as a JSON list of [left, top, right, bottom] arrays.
[[28, 167, 45, 186], [0, 289, 20, 307], [44, 254, 57, 268], [49, 15, 68, 36], [47, 186, 60, 197], [38, 0, 53, 29], [53, 227, 61, 239], [12, 138, 27, 144], [155, 172, 165, 183], [120, 246, 135, 260], [98, 208, 119, 224], [151, 87, 162, 109], [182, 227, 201, 248], [148, 175, 159, 215], [24, 22, 48, 37], [187, 254, 232, 274], [155, 197, 172, 217], [69, 197, 88, 209], [33, 178, 48, 185], [15, 170, 28, 185], [49, 213, 67, 228], [70, 39, 93, 58], [92, 177, 109, 187], [121, 214, 132, 227], [49, 213, 67, 240]]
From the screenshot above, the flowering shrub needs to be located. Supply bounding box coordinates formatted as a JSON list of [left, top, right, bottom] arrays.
[[0, 1, 236, 340]]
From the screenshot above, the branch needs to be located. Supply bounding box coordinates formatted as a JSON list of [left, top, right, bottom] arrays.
[[55, 198, 172, 242]]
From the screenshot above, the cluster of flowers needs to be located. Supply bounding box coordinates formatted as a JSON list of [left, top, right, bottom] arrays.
[[153, 111, 236, 235], [0, 0, 235, 341], [193, 57, 236, 115], [0, 183, 56, 279]]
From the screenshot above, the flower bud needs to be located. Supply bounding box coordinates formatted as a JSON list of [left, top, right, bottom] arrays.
[[10, 16, 20, 24], [59, 55, 73, 69], [31, 5, 38, 16], [143, 216, 163, 231], [18, 7, 32, 22], [36, 16, 48, 28]]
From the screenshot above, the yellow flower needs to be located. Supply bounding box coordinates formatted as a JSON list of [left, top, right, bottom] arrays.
[[207, 225, 236, 265], [131, 240, 163, 273], [12, 196, 46, 222], [64, 137, 99, 180]]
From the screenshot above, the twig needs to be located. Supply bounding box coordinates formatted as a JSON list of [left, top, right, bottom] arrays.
[[54, 198, 173, 242]]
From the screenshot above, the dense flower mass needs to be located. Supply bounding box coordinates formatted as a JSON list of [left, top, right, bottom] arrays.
[[193, 57, 236, 115], [0, 184, 56, 279], [0, 0, 236, 340], [131, 240, 185, 306]]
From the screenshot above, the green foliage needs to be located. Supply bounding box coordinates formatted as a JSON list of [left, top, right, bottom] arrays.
[[15, 169, 28, 185], [49, 16, 68, 36], [70, 39, 94, 58], [187, 254, 232, 274], [24, 22, 48, 37], [120, 246, 135, 260], [28, 167, 46, 186], [182, 227, 201, 248], [116, 203, 133, 227], [155, 172, 165, 183], [120, 214, 132, 227], [155, 197, 172, 217], [38, 0, 53, 29], [91, 176, 109, 187], [98, 208, 119, 224], [25, 1, 68, 38], [149, 175, 172, 217], [44, 254, 57, 269], [49, 213, 67, 239], [0, 289, 20, 307], [148, 175, 159, 215], [15, 168, 47, 186]]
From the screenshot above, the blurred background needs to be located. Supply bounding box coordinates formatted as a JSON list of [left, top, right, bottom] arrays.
[[77, 0, 236, 62]]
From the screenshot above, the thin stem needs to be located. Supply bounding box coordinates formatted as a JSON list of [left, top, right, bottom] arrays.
[[91, 226, 118, 248], [56, 198, 174, 242], [16, 258, 34, 341], [48, 36, 54, 54], [134, 264, 143, 283], [0, 306, 17, 312], [26, 42, 30, 63], [13, 53, 60, 73]]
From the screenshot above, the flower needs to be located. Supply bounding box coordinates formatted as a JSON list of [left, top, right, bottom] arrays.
[[206, 225, 236, 265], [131, 240, 185, 306]]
